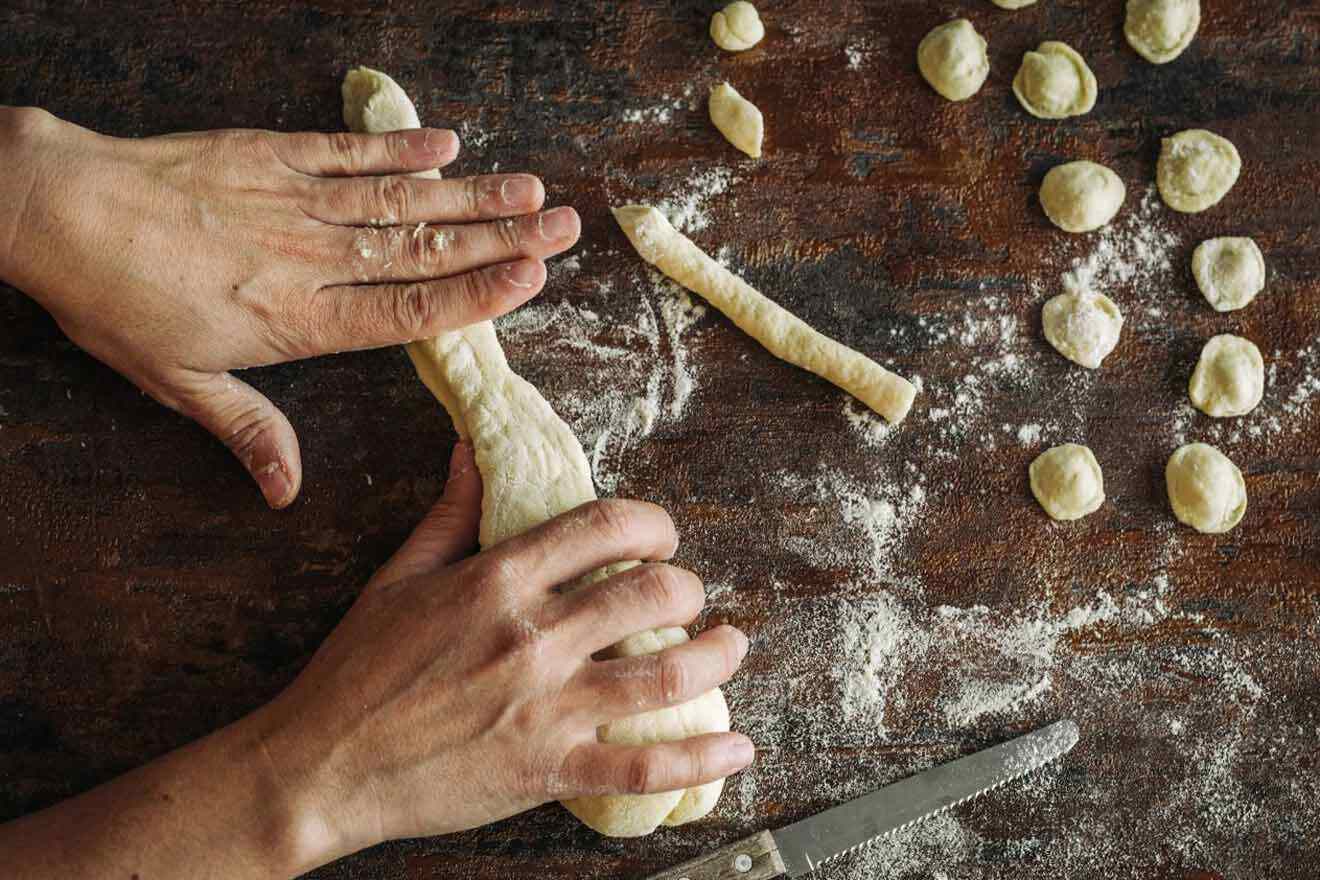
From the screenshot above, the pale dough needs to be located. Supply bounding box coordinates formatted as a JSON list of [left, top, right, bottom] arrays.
[[1166, 443, 1247, 534], [710, 2, 765, 52], [1157, 129, 1241, 214], [613, 205, 917, 424], [341, 66, 731, 838], [1012, 41, 1096, 120], [1192, 237, 1265, 312], [708, 82, 764, 159], [1039, 161, 1126, 233], [1125, 0, 1201, 64], [1029, 444, 1105, 521], [1042, 290, 1123, 369], [918, 19, 990, 102], [1189, 334, 1265, 418], [991, 0, 1038, 8]]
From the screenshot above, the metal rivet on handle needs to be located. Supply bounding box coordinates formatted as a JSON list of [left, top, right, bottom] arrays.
[[733, 854, 753, 873]]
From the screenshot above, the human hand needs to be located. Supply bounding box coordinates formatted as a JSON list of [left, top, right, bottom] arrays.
[[250, 443, 753, 865], [0, 107, 580, 507]]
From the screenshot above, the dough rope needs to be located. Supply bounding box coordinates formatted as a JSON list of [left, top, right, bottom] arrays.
[[341, 66, 730, 838], [613, 205, 917, 424]]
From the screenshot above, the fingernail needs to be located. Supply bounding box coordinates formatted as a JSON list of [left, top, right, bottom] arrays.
[[253, 458, 294, 509], [537, 206, 580, 241], [503, 260, 541, 289], [730, 626, 750, 660], [500, 175, 537, 207], [726, 736, 755, 767]]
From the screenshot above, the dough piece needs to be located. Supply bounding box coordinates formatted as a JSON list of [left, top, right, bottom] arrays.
[[613, 205, 917, 424], [1125, 0, 1201, 64], [1012, 41, 1097, 120], [710, 2, 764, 52], [1042, 290, 1123, 369], [342, 66, 730, 838], [1039, 161, 1125, 233], [991, 0, 1038, 8], [1029, 444, 1105, 521], [917, 19, 990, 102], [1157, 129, 1241, 213], [1192, 237, 1265, 312], [1166, 443, 1247, 534], [708, 82, 764, 158], [1189, 334, 1265, 418]]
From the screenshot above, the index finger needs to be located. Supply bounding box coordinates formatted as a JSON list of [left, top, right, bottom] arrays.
[[478, 499, 679, 593]]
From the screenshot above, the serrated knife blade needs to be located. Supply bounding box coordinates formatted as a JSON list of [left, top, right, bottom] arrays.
[[641, 720, 1079, 880]]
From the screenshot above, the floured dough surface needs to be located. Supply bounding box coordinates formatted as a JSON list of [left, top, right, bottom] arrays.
[[1166, 443, 1247, 534], [342, 66, 731, 839], [708, 82, 764, 158], [1030, 444, 1105, 521], [1157, 129, 1241, 213], [1039, 161, 1126, 233], [1126, 0, 1201, 64], [1193, 237, 1265, 312], [1013, 41, 1096, 120], [710, 2, 764, 52], [991, 0, 1038, 8], [1189, 334, 1265, 418], [1042, 290, 1124, 369], [613, 205, 917, 424], [918, 19, 990, 102]]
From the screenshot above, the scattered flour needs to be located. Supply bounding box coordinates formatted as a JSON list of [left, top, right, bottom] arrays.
[[654, 167, 734, 233]]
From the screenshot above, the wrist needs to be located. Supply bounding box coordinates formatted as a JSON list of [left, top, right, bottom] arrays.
[[0, 106, 64, 284]]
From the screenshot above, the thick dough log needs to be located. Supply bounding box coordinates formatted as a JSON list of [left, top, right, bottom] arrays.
[[341, 67, 730, 837], [613, 205, 917, 424]]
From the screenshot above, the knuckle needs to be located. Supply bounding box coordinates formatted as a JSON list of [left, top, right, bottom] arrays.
[[625, 751, 666, 795], [325, 131, 365, 170], [389, 283, 439, 336], [462, 176, 484, 215], [375, 176, 414, 223], [586, 499, 637, 545], [655, 653, 687, 705], [638, 564, 686, 616], [493, 217, 521, 251]]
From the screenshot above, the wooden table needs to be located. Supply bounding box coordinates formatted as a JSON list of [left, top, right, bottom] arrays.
[[2, 1, 1318, 877]]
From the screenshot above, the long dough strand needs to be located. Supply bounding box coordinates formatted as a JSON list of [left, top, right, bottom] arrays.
[[340, 67, 730, 837], [613, 205, 918, 424]]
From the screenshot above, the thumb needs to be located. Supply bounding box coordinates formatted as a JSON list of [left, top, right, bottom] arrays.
[[372, 441, 483, 587], [169, 371, 302, 509]]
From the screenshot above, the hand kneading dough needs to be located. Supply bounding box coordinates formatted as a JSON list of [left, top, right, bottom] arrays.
[[1013, 42, 1097, 119], [1039, 161, 1126, 233], [1193, 237, 1265, 312], [1030, 444, 1105, 521], [1166, 443, 1247, 534], [341, 66, 731, 838], [1125, 0, 1201, 64], [1157, 129, 1241, 213], [918, 19, 990, 102], [613, 206, 917, 424], [709, 82, 764, 158], [1189, 335, 1265, 418], [710, 2, 765, 52], [1042, 290, 1123, 369]]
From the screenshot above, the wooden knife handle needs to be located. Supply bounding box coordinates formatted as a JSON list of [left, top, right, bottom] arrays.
[[643, 830, 786, 880]]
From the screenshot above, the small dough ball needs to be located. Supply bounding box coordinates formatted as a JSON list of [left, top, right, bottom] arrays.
[[1166, 443, 1247, 534], [918, 19, 990, 102], [1125, 0, 1201, 64], [1193, 237, 1266, 312], [1042, 290, 1124, 369], [1013, 41, 1097, 119], [991, 0, 1038, 8], [1030, 444, 1105, 521], [710, 2, 765, 52], [1039, 161, 1126, 233], [709, 82, 764, 158], [1157, 129, 1241, 213], [1189, 334, 1265, 418]]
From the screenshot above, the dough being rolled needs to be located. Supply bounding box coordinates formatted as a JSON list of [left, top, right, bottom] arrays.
[[613, 205, 917, 424], [341, 66, 730, 838]]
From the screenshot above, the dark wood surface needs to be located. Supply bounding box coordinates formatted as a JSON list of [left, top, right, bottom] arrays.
[[2, 1, 1319, 878]]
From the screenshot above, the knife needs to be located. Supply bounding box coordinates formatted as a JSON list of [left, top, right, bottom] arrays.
[[642, 719, 1079, 880]]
